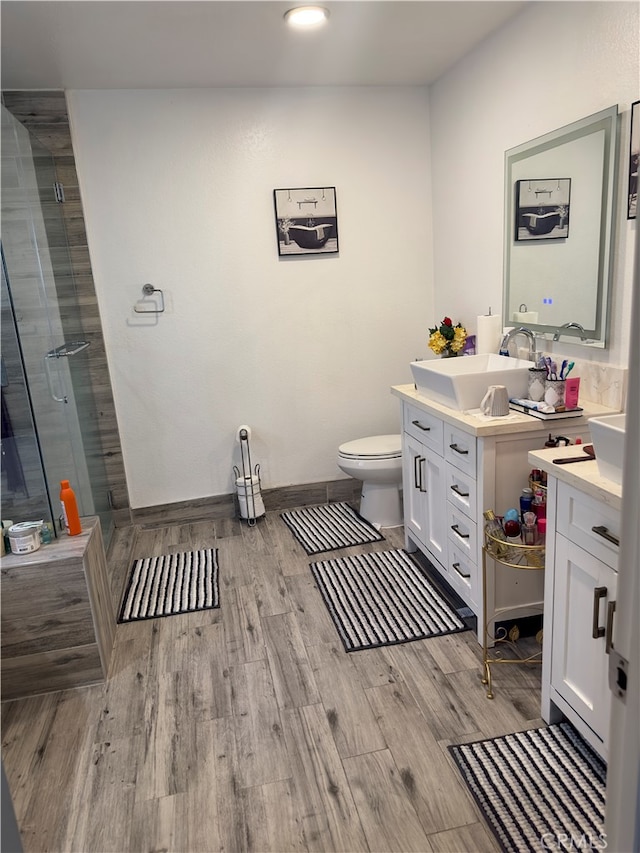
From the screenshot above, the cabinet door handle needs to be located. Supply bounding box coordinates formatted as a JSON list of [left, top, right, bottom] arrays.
[[411, 419, 431, 432], [413, 454, 422, 491], [449, 443, 469, 455], [414, 455, 426, 492], [605, 600, 616, 655], [591, 525, 620, 548], [452, 561, 471, 579], [592, 586, 607, 639], [450, 484, 470, 498], [451, 523, 470, 539]]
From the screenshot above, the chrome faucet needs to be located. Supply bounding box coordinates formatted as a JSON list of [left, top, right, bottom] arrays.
[[553, 322, 587, 342], [499, 326, 537, 361]]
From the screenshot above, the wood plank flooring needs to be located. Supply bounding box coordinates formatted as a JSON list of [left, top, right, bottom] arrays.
[[1, 510, 545, 852]]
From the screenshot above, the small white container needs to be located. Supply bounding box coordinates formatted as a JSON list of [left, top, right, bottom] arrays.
[[8, 522, 42, 555]]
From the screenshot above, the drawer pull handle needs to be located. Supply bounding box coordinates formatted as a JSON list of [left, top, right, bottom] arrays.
[[592, 586, 607, 639], [450, 484, 470, 498], [449, 443, 469, 455], [591, 525, 620, 548], [605, 600, 616, 655], [451, 523, 470, 539], [452, 561, 471, 579], [411, 420, 431, 432]]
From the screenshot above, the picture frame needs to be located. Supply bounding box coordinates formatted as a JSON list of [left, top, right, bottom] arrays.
[[273, 187, 339, 256], [627, 100, 639, 220], [515, 178, 571, 241]]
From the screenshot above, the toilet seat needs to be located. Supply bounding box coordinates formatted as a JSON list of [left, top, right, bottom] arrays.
[[338, 434, 402, 461]]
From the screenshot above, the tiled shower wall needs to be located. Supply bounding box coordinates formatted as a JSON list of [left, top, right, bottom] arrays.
[[2, 90, 131, 527]]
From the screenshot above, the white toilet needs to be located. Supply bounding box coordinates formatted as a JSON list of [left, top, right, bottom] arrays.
[[337, 434, 403, 528]]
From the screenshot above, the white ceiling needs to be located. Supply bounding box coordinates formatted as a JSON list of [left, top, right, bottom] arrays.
[[1, 0, 527, 90]]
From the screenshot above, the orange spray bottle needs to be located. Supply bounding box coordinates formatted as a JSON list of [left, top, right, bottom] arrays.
[[60, 480, 82, 535]]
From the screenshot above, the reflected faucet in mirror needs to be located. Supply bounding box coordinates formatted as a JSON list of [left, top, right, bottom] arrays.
[[552, 322, 587, 342], [499, 326, 537, 362]]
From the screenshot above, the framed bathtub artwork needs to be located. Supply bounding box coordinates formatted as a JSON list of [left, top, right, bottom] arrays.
[[515, 178, 571, 241], [627, 100, 639, 220], [273, 187, 339, 256]]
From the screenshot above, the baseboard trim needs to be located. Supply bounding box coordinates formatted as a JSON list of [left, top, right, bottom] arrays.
[[130, 478, 361, 528]]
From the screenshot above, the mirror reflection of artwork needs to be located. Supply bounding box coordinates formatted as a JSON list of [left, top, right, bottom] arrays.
[[515, 178, 571, 241], [273, 187, 339, 256]]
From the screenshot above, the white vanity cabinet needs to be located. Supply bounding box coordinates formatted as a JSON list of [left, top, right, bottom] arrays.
[[532, 456, 622, 760], [401, 403, 479, 606], [393, 385, 603, 639]]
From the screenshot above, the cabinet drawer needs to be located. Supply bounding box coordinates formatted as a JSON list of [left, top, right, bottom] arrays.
[[445, 461, 477, 520], [556, 481, 620, 570], [403, 403, 444, 455], [446, 541, 477, 608], [446, 505, 478, 561], [444, 425, 476, 476]]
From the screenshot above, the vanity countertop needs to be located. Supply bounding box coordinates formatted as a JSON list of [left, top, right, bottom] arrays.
[[528, 446, 621, 512], [391, 383, 620, 438]]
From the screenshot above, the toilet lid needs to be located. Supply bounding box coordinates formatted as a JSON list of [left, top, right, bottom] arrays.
[[338, 434, 402, 459]]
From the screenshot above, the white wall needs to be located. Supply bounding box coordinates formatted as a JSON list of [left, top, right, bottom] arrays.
[[67, 88, 433, 508], [429, 1, 638, 367]]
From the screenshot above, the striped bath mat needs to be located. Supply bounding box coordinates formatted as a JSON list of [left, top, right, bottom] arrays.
[[281, 502, 384, 555], [449, 722, 606, 853], [310, 548, 466, 651], [118, 549, 220, 623]]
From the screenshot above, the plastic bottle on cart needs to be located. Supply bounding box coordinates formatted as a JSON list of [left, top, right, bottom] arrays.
[[537, 517, 547, 544], [533, 489, 546, 522], [522, 511, 537, 545], [60, 480, 82, 536], [520, 488, 534, 520]]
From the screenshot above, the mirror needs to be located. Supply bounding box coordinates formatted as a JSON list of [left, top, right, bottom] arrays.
[[503, 105, 618, 348]]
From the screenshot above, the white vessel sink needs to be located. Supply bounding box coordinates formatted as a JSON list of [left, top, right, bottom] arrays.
[[589, 413, 626, 485], [410, 353, 531, 411]]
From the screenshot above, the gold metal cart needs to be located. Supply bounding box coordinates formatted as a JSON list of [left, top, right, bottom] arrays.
[[481, 527, 545, 699]]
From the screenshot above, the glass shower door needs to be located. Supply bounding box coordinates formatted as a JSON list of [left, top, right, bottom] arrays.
[[1, 105, 114, 547]]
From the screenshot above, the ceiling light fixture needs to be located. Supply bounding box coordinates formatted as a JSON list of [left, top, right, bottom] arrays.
[[284, 6, 329, 28]]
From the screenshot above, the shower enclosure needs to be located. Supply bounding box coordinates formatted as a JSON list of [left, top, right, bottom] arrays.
[[1, 104, 114, 548]]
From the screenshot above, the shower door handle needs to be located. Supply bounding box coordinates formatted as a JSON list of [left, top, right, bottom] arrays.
[[44, 352, 68, 403], [44, 341, 90, 403]]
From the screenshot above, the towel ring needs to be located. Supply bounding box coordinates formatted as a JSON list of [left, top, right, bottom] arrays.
[[134, 283, 165, 314]]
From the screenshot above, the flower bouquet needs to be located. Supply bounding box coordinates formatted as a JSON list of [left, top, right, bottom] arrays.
[[428, 316, 467, 356]]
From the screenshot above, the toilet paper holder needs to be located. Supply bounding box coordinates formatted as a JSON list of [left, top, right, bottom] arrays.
[[233, 425, 265, 525]]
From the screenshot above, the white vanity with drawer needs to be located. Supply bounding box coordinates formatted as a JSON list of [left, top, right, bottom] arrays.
[[529, 445, 622, 759], [392, 384, 618, 642]]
